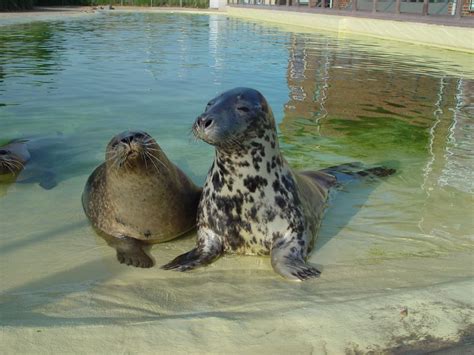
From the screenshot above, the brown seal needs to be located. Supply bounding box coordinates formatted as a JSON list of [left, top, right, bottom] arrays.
[[82, 130, 201, 268]]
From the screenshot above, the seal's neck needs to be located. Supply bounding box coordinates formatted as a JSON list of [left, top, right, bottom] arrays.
[[214, 136, 286, 179]]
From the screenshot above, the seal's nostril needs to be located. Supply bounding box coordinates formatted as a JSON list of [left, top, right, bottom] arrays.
[[204, 119, 213, 129], [121, 136, 133, 143]]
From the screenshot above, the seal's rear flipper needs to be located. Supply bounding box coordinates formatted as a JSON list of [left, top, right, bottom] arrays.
[[39, 171, 58, 190], [320, 162, 397, 184]]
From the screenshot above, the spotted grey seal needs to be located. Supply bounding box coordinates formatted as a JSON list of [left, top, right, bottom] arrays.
[[82, 131, 201, 268], [162, 87, 395, 281]]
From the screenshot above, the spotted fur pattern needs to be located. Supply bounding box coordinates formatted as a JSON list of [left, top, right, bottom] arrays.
[[199, 137, 308, 256], [162, 88, 330, 280]]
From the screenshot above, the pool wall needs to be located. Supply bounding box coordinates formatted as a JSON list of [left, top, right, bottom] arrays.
[[226, 7, 474, 53]]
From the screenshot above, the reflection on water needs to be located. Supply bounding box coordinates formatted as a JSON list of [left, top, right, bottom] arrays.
[[0, 13, 473, 352], [282, 32, 473, 264], [283, 32, 474, 190]]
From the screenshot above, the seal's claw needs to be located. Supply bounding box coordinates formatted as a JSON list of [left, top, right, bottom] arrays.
[[272, 259, 321, 281], [116, 250, 154, 268]]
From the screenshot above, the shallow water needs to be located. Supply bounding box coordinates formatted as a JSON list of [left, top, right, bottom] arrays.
[[1, 12, 473, 353]]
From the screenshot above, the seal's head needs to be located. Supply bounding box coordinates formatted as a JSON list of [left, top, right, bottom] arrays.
[[0, 145, 28, 176], [193, 88, 275, 149], [106, 131, 168, 173]]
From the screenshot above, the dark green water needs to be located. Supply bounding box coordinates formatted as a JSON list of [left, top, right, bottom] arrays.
[[0, 12, 472, 352]]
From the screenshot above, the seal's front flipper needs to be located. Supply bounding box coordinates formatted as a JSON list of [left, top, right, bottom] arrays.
[[162, 228, 223, 271], [271, 233, 321, 281], [113, 236, 154, 268], [320, 162, 396, 184], [272, 258, 321, 281]]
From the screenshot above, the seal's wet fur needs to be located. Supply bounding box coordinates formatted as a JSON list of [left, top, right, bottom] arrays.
[[82, 131, 201, 268], [162, 88, 330, 280], [163, 88, 395, 280]]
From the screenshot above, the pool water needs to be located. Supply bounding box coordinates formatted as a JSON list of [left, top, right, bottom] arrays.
[[1, 12, 473, 353]]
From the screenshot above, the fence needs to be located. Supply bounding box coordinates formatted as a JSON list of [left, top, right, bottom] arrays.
[[228, 0, 474, 18]]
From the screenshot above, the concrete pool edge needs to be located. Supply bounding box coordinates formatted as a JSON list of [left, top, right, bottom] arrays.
[[226, 6, 474, 53], [0, 7, 99, 26], [0, 6, 223, 27], [1, 6, 472, 53]]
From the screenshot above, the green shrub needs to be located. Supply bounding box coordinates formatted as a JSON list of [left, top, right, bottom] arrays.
[[98, 0, 210, 8], [35, 0, 90, 5], [0, 0, 35, 11]]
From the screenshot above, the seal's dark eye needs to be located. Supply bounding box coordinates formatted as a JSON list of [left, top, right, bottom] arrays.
[[237, 106, 250, 113], [205, 101, 214, 111], [134, 133, 145, 139]]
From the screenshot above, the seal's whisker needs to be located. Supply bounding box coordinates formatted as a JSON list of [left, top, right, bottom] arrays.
[[142, 147, 161, 152], [141, 151, 148, 170], [3, 161, 16, 174], [145, 151, 170, 173], [2, 158, 17, 168], [106, 152, 121, 168], [3, 157, 24, 169], [144, 151, 160, 173], [5, 164, 14, 174], [6, 159, 23, 170], [105, 153, 119, 163], [188, 128, 199, 143], [110, 150, 125, 169], [188, 126, 198, 141], [1, 161, 11, 173], [119, 153, 128, 167], [140, 140, 158, 148], [9, 163, 21, 171], [142, 141, 154, 148], [142, 139, 158, 149], [147, 151, 171, 173]]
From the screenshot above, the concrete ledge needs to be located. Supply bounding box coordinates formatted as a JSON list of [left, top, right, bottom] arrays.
[[227, 6, 474, 53]]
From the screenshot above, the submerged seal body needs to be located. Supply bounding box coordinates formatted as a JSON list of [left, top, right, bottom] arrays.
[[162, 88, 394, 280], [82, 131, 201, 268], [0, 136, 66, 190]]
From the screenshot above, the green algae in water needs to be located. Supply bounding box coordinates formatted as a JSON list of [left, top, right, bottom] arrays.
[[330, 116, 430, 154]]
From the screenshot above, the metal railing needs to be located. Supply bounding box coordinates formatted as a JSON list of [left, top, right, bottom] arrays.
[[228, 0, 473, 19]]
